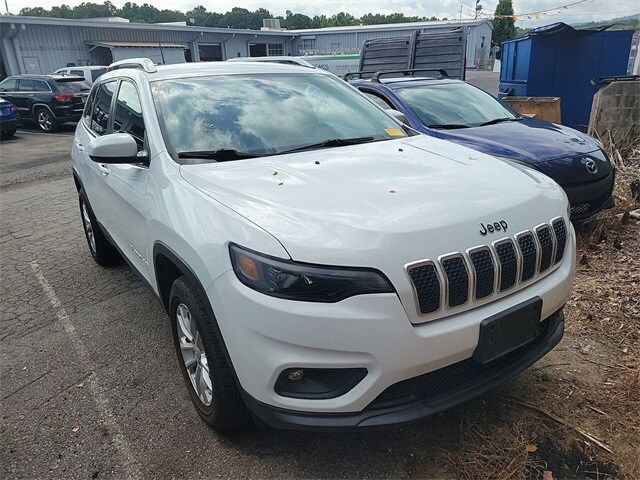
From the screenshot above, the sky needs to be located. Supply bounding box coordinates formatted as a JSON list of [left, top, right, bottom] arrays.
[[3, 0, 639, 28]]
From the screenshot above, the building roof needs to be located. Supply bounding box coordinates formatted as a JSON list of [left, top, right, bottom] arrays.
[[0, 15, 296, 36], [0, 15, 490, 38], [288, 19, 491, 34]]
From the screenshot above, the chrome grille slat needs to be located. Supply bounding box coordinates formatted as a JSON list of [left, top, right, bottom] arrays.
[[405, 217, 568, 319]]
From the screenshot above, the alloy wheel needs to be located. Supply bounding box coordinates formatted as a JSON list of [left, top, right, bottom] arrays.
[[81, 201, 96, 253], [176, 303, 213, 406], [37, 111, 52, 131]]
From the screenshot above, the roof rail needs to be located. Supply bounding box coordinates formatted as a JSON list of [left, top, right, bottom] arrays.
[[106, 58, 157, 73], [344, 68, 449, 82]]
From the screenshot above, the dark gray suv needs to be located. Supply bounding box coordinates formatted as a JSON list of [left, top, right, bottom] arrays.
[[0, 74, 90, 132]]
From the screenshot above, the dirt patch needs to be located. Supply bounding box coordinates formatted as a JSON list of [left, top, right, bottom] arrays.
[[528, 439, 619, 479]]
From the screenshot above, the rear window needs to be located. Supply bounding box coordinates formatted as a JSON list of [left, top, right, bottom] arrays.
[[55, 80, 91, 92], [91, 69, 107, 81]]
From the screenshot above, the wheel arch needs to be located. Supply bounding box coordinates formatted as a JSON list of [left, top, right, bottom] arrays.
[[152, 241, 243, 388], [31, 103, 55, 119]]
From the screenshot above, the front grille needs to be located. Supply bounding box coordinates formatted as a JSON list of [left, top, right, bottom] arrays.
[[408, 263, 441, 314], [441, 256, 469, 307], [552, 218, 567, 264], [469, 248, 494, 299], [536, 226, 554, 273], [366, 313, 559, 411], [406, 217, 567, 318], [517, 232, 538, 282], [495, 240, 518, 291]]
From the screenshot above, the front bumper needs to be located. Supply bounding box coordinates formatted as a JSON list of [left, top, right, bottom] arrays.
[[244, 310, 564, 430], [564, 170, 615, 220], [207, 230, 575, 429]]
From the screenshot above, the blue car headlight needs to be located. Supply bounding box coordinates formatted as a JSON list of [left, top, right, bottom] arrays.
[[229, 243, 394, 302]]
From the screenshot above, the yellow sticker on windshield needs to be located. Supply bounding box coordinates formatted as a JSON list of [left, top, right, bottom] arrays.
[[384, 128, 405, 137]]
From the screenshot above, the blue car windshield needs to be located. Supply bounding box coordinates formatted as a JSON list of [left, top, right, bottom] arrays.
[[395, 82, 519, 128]]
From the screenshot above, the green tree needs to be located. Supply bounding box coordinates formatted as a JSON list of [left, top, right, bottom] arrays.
[[282, 13, 313, 29], [493, 0, 516, 59]]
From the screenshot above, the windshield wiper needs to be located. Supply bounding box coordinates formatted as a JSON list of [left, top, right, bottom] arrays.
[[477, 117, 521, 127], [177, 149, 261, 162], [278, 136, 375, 154], [427, 123, 470, 130]]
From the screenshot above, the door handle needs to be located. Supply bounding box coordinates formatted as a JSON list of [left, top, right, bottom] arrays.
[[97, 163, 110, 175], [75, 141, 84, 152], [27, 93, 34, 97]]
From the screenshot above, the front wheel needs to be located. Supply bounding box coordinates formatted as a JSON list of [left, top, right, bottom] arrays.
[[35, 108, 58, 133], [169, 275, 248, 431]]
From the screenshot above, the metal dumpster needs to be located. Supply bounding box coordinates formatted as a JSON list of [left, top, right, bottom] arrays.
[[499, 22, 633, 131]]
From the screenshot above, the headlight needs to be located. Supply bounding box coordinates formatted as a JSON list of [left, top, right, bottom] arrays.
[[229, 244, 394, 302]]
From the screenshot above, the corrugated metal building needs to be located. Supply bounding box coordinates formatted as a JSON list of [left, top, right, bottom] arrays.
[[0, 15, 296, 76], [0, 15, 492, 77]]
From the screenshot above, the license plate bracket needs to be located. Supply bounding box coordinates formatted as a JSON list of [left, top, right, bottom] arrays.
[[473, 297, 542, 364]]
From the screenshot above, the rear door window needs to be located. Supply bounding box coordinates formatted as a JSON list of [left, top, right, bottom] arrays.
[[90, 81, 117, 135], [18, 79, 36, 91], [69, 69, 84, 77], [34, 80, 50, 92], [0, 78, 18, 92], [112, 81, 146, 150]]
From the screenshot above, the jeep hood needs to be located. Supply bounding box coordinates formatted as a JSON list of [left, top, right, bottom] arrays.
[[180, 135, 566, 269]]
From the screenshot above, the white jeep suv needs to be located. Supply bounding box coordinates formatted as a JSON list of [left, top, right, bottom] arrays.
[[72, 59, 575, 431]]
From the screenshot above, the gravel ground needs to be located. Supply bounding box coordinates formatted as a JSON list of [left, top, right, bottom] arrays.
[[1, 124, 637, 479]]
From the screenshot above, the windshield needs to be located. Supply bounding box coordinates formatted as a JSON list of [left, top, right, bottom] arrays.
[[151, 73, 406, 162], [395, 82, 519, 128]]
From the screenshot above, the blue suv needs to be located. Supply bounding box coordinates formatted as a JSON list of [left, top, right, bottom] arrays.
[[350, 70, 615, 220]]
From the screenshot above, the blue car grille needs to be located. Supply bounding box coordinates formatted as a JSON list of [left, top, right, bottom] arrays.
[[406, 217, 567, 319]]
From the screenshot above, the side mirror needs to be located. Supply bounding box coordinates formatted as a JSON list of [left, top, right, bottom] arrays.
[[385, 108, 408, 125], [87, 133, 148, 165]]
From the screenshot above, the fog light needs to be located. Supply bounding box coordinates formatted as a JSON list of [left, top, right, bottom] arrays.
[[275, 367, 367, 399], [287, 368, 305, 382]]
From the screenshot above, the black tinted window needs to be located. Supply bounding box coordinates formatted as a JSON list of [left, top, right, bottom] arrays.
[[0, 79, 17, 92], [18, 79, 36, 91], [70, 70, 84, 77], [56, 80, 91, 92], [34, 81, 50, 92], [113, 81, 145, 150], [90, 81, 117, 135]]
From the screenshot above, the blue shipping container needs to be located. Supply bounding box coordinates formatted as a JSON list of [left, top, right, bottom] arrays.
[[499, 22, 633, 131]]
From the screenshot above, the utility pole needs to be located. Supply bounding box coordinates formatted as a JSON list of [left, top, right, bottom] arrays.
[[474, 0, 482, 20], [4, 0, 9, 15]]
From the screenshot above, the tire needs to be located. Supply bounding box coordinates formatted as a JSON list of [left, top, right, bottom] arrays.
[[169, 275, 248, 431], [78, 189, 120, 267], [1, 128, 16, 140], [35, 108, 59, 133]]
